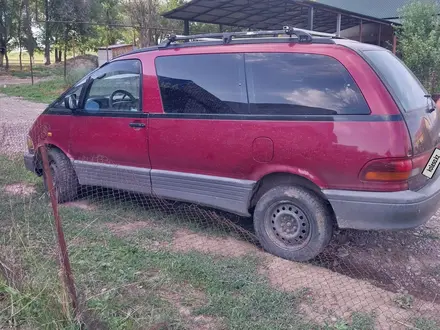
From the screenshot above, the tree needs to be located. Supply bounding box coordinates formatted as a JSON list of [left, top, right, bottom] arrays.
[[22, 0, 36, 82], [44, 0, 50, 65], [125, 0, 160, 47], [0, 0, 20, 69], [397, 0, 440, 93]]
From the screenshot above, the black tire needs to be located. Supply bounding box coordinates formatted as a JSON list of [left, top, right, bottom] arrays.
[[43, 148, 79, 203], [253, 185, 333, 262]]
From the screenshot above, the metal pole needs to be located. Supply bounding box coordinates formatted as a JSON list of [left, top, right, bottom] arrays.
[[378, 24, 382, 46], [336, 13, 342, 37], [40, 145, 78, 316], [393, 34, 397, 54], [184, 20, 190, 35], [359, 19, 363, 42], [308, 7, 314, 31]]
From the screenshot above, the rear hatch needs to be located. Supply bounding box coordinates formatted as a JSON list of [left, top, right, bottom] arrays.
[[362, 49, 440, 189]]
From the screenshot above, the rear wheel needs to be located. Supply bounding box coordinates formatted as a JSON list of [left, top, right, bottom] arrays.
[[253, 185, 333, 262], [43, 149, 79, 203]]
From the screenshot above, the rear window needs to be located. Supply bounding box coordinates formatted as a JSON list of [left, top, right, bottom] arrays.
[[245, 53, 370, 115], [363, 50, 428, 112]]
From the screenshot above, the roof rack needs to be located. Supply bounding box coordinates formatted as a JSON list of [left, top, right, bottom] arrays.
[[159, 26, 338, 48]]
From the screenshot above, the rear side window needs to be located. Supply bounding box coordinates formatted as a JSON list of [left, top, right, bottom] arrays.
[[155, 54, 248, 114], [363, 50, 428, 112], [245, 53, 370, 115]]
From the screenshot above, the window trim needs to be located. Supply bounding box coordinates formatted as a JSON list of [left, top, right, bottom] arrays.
[[79, 59, 144, 114]]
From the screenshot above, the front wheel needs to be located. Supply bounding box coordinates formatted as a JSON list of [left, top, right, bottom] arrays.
[[43, 149, 79, 203], [253, 185, 333, 262]]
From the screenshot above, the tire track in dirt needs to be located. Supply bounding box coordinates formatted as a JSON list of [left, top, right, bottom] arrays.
[[169, 228, 440, 329]]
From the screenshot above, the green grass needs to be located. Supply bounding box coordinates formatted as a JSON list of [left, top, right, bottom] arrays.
[[5, 65, 64, 79], [1, 156, 313, 329], [0, 155, 41, 186], [414, 318, 440, 330], [7, 50, 76, 64], [328, 313, 376, 330], [1, 78, 68, 104]]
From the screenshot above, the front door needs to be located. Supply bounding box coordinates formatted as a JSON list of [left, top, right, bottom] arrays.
[[69, 59, 151, 194]]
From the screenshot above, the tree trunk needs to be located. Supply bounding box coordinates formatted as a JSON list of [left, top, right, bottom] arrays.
[[44, 0, 50, 65], [19, 47, 22, 71], [0, 53, 3, 67], [30, 55, 34, 85], [5, 52, 9, 71], [18, 4, 23, 71], [63, 28, 67, 79]]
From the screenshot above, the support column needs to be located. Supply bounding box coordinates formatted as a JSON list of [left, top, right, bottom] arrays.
[[308, 6, 314, 30], [219, 24, 223, 33], [393, 34, 397, 54], [378, 24, 382, 46], [184, 20, 190, 35], [336, 13, 342, 37], [359, 19, 363, 42]]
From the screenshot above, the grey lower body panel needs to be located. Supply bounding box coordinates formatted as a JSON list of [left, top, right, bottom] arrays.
[[324, 174, 440, 230], [72, 161, 254, 216], [73, 161, 152, 194], [151, 170, 255, 217]]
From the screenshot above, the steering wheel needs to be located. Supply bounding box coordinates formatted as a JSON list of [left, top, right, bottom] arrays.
[[110, 89, 136, 108]]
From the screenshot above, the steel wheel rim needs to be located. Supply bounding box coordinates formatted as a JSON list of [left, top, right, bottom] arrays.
[[264, 201, 312, 251]]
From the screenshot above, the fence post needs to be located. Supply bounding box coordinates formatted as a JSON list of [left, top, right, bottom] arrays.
[[40, 145, 78, 316]]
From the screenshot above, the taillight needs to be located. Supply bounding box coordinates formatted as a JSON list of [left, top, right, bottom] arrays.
[[360, 159, 413, 182]]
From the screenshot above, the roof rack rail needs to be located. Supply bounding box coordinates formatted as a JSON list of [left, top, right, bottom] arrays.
[[159, 26, 337, 48]]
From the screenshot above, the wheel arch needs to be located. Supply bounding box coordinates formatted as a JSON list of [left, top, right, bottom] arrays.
[[34, 143, 72, 175], [248, 172, 332, 213]]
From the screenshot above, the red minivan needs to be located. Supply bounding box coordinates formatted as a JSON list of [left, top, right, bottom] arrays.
[[24, 28, 440, 261]]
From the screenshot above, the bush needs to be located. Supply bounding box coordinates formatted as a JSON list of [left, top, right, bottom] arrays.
[[397, 0, 440, 93]]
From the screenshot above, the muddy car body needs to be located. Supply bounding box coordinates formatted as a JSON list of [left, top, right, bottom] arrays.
[[24, 28, 440, 261]]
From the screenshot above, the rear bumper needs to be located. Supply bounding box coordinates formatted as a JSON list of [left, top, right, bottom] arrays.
[[24, 152, 37, 174], [324, 175, 440, 230]]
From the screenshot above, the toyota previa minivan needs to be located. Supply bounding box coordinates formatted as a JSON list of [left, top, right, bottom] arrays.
[[24, 28, 440, 261]]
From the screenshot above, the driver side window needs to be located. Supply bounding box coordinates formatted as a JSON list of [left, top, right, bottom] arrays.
[[84, 60, 141, 113]]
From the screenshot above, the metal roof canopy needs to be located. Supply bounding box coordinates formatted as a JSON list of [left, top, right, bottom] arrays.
[[162, 0, 395, 34]]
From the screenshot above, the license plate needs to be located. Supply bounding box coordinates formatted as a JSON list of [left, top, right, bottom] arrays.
[[423, 148, 440, 179]]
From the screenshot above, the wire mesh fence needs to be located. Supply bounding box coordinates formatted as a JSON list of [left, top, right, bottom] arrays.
[[0, 105, 440, 329]]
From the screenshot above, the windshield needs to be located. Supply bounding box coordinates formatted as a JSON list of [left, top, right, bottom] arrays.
[[363, 50, 428, 112]]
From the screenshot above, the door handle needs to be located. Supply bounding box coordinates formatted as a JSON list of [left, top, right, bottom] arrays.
[[129, 122, 146, 128]]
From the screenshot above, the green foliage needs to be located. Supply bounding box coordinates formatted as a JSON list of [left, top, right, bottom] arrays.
[[413, 317, 440, 330], [397, 0, 440, 93]]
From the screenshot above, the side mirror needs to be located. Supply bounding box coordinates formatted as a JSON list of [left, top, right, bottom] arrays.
[[64, 94, 78, 110]]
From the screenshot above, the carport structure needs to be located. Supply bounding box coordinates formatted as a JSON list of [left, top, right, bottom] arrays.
[[163, 0, 398, 51]]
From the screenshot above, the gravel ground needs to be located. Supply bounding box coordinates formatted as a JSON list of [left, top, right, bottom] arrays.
[[0, 94, 46, 154]]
